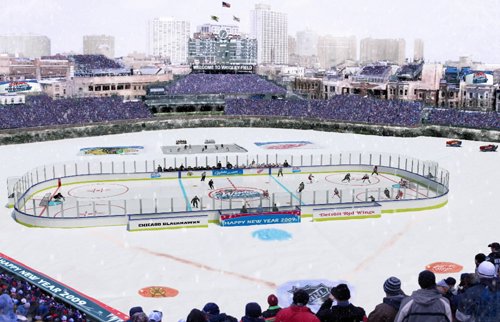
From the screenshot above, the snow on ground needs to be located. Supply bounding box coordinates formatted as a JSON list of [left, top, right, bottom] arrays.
[[0, 127, 498, 321]]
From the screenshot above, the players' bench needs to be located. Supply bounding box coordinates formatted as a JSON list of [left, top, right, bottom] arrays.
[[39, 193, 51, 207]]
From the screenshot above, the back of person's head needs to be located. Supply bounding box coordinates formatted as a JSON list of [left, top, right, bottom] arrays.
[[332, 284, 351, 301], [148, 310, 163, 322], [131, 312, 149, 322], [129, 307, 144, 318], [245, 302, 262, 318], [202, 302, 219, 316], [267, 294, 279, 307], [292, 289, 310, 306], [383, 276, 403, 296], [418, 270, 436, 289], [475, 253, 486, 265], [477, 261, 496, 279], [186, 309, 207, 322]]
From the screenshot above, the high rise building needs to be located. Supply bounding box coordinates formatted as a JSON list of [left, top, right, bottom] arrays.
[[0, 34, 50, 58], [251, 4, 288, 65], [414, 38, 424, 62], [148, 17, 190, 65], [317, 35, 357, 69], [83, 35, 115, 58], [296, 29, 318, 57], [360, 38, 405, 65]]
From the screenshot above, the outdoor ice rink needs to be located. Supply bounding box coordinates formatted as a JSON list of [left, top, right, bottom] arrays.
[[27, 170, 436, 218], [1, 127, 499, 322]]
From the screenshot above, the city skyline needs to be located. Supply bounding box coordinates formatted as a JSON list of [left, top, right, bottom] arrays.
[[0, 0, 499, 63]]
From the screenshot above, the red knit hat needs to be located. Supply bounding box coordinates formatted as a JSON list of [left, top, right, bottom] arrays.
[[267, 294, 278, 306]]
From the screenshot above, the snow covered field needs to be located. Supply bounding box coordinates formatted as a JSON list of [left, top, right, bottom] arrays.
[[1, 127, 498, 321]]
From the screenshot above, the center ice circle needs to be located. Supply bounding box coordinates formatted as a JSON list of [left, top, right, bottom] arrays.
[[209, 187, 264, 201]]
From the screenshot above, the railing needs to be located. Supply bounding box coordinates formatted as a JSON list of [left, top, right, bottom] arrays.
[[11, 152, 449, 222]]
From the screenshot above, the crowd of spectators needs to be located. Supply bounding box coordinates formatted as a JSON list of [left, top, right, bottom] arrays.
[[225, 96, 424, 127], [425, 108, 500, 130], [1, 240, 499, 322], [130, 242, 499, 322], [0, 96, 152, 130], [163, 74, 287, 96], [359, 66, 392, 77], [70, 55, 127, 77], [0, 270, 89, 322]]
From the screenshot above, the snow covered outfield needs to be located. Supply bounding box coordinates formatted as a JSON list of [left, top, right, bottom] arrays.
[[1, 127, 498, 321]]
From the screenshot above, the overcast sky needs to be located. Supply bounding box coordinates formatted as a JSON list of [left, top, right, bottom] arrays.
[[1, 0, 499, 63]]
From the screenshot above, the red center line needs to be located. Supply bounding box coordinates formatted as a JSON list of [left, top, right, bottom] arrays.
[[38, 186, 61, 217], [379, 174, 428, 197], [226, 177, 237, 189], [138, 247, 277, 289]]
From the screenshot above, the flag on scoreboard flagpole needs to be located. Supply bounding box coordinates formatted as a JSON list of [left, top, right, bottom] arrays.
[[211, 15, 219, 22], [222, 1, 231, 8], [233, 15, 240, 22]]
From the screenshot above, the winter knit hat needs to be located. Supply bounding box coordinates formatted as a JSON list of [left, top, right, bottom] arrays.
[[129, 306, 144, 317], [292, 289, 310, 305], [267, 294, 278, 307], [332, 284, 351, 301], [477, 261, 496, 279], [245, 302, 262, 318], [383, 277, 402, 296], [202, 302, 220, 315], [148, 310, 163, 322], [418, 270, 436, 289]]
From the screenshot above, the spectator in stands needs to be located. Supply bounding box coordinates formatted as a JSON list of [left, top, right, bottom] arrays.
[[436, 278, 457, 319], [0, 293, 16, 322], [475, 253, 487, 274], [148, 310, 163, 322], [131, 312, 148, 322], [275, 289, 319, 322], [186, 309, 208, 322], [15, 298, 30, 320], [126, 307, 143, 322], [317, 284, 366, 322], [368, 276, 407, 322], [202, 302, 237, 322], [455, 261, 498, 321], [486, 242, 500, 275], [262, 294, 281, 322], [241, 303, 264, 322], [395, 270, 452, 322]]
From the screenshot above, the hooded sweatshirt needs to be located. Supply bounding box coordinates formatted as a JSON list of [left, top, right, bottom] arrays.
[[395, 288, 452, 322]]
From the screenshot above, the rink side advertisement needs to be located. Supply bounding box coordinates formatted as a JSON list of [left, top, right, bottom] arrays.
[[0, 252, 127, 322], [219, 210, 301, 227]]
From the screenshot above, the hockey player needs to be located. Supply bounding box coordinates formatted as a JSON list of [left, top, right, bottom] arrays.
[[341, 173, 351, 183], [384, 188, 391, 199], [395, 190, 404, 200], [372, 165, 379, 176], [308, 173, 315, 184], [333, 187, 340, 198], [191, 195, 200, 208], [369, 195, 376, 202], [399, 178, 408, 188], [361, 174, 371, 183], [53, 192, 65, 202], [208, 179, 214, 190], [297, 182, 305, 193], [201, 171, 206, 182], [277, 167, 283, 177], [262, 190, 270, 199]]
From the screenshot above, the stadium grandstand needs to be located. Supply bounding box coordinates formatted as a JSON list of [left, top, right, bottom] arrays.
[[0, 95, 152, 130], [394, 62, 424, 81], [70, 55, 130, 77], [225, 96, 424, 127], [144, 65, 287, 113], [352, 65, 393, 83]]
